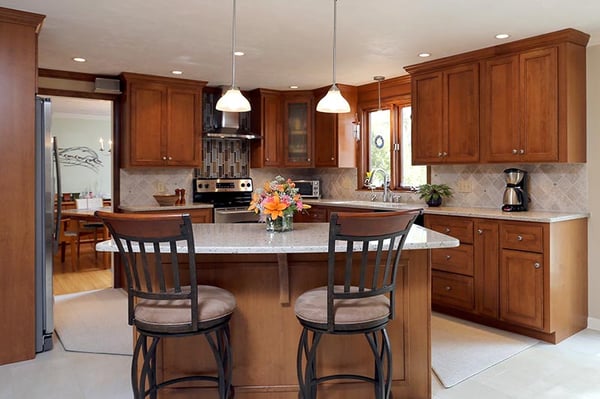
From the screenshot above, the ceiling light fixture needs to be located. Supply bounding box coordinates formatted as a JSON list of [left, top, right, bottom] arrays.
[[289, 85, 299, 89], [374, 75, 385, 111], [316, 0, 350, 114], [234, 51, 245, 56], [171, 70, 183, 75], [418, 52, 431, 58], [495, 33, 510, 39], [216, 0, 251, 112], [72, 57, 86, 63]]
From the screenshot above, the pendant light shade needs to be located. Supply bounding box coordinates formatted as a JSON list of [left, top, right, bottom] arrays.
[[317, 0, 350, 114], [216, 0, 251, 112]]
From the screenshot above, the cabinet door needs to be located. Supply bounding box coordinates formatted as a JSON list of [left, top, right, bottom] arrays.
[[474, 220, 499, 318], [411, 72, 444, 164], [284, 94, 313, 167], [444, 63, 480, 163], [500, 249, 544, 330], [481, 55, 521, 162], [129, 82, 166, 166], [166, 87, 202, 166], [262, 92, 282, 167], [519, 47, 559, 161], [314, 111, 337, 167]]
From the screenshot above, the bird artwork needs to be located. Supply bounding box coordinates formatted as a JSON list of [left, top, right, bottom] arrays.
[[58, 146, 103, 173]]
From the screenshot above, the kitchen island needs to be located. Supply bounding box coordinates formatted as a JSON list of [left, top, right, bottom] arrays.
[[98, 222, 458, 399]]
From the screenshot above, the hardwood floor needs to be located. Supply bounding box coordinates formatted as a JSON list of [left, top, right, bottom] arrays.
[[53, 242, 113, 295]]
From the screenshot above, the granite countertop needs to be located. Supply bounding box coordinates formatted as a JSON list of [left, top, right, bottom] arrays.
[[97, 223, 459, 254], [119, 203, 213, 212], [304, 199, 588, 223]]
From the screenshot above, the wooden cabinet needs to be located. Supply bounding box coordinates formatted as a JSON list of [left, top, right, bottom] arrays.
[[283, 92, 314, 167], [294, 204, 370, 223], [425, 214, 587, 343], [125, 208, 213, 224], [313, 84, 358, 167], [121, 73, 206, 167], [406, 28, 589, 165], [250, 89, 282, 167], [410, 63, 479, 164], [0, 7, 45, 366]]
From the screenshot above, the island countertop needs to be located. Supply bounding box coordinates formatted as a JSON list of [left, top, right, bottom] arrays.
[[96, 222, 459, 254]]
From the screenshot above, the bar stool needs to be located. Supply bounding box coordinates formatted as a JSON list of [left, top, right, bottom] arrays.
[[294, 209, 421, 399], [95, 211, 236, 399]]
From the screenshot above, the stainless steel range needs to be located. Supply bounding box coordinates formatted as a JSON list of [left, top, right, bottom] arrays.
[[193, 177, 260, 223]]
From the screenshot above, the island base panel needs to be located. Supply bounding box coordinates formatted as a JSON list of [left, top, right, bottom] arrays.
[[152, 251, 431, 399]]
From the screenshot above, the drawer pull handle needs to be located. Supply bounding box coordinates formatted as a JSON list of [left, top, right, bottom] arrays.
[[445, 286, 452, 291], [445, 228, 450, 233], [517, 235, 523, 241], [446, 255, 452, 260], [534, 262, 541, 269], [477, 229, 483, 234]]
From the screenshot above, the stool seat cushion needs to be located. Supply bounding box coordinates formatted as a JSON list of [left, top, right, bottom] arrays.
[[135, 285, 236, 330], [295, 285, 390, 326]]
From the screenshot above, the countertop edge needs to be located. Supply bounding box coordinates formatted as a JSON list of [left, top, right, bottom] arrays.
[[119, 203, 214, 212]]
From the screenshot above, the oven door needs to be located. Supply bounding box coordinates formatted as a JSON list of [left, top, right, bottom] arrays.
[[214, 207, 261, 223]]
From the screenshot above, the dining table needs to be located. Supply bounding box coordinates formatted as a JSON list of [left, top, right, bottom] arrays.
[[61, 206, 111, 268]]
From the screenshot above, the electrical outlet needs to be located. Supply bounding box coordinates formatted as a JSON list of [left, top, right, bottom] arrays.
[[157, 182, 165, 193], [456, 179, 472, 193]]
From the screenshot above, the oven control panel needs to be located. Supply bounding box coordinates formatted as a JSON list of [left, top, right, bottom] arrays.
[[194, 178, 253, 193]]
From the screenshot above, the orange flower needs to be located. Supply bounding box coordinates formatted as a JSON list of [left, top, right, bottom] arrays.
[[263, 193, 288, 220]]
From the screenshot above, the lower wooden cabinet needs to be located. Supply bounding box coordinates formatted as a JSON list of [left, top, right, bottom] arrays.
[[294, 204, 370, 223], [425, 214, 587, 343], [126, 208, 213, 224]]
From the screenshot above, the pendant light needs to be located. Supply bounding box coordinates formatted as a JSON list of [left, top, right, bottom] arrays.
[[216, 0, 251, 112], [374, 75, 385, 111], [316, 0, 351, 114]]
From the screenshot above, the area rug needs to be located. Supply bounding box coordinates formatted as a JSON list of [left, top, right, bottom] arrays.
[[431, 312, 539, 388], [54, 288, 132, 356]]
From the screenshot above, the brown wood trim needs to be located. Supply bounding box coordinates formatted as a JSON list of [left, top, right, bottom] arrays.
[[37, 87, 120, 101], [39, 68, 119, 82], [277, 253, 290, 305], [0, 7, 45, 32], [120, 72, 207, 87]]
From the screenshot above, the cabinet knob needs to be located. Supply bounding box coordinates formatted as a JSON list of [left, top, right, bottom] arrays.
[[445, 255, 452, 260], [266, 158, 270, 162], [534, 262, 541, 269], [517, 235, 523, 241], [162, 156, 167, 160], [512, 149, 518, 154], [168, 156, 173, 160], [438, 152, 443, 157], [445, 228, 450, 233], [307, 158, 310, 162], [520, 149, 525, 154], [442, 152, 448, 157], [331, 157, 335, 161], [477, 229, 483, 235], [445, 286, 452, 291]]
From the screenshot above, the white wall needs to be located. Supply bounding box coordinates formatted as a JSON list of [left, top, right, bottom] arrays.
[[52, 115, 112, 199], [586, 44, 600, 327]]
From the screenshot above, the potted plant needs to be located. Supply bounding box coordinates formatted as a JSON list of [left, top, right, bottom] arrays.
[[417, 183, 453, 207]]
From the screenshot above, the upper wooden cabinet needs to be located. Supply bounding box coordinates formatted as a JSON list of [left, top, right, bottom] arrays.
[[406, 28, 589, 164], [411, 63, 480, 164], [120, 73, 206, 167], [283, 91, 314, 167], [313, 84, 358, 167], [249, 88, 282, 168]]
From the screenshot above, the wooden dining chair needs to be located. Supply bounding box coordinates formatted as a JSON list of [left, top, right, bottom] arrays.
[[75, 198, 105, 259], [58, 217, 77, 271]]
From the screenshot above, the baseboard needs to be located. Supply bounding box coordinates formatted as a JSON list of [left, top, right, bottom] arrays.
[[588, 317, 600, 331]]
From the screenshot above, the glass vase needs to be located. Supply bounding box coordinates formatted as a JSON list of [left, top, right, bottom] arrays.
[[266, 214, 294, 232]]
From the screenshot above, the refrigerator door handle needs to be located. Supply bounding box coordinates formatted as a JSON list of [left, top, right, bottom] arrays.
[[53, 137, 61, 253]]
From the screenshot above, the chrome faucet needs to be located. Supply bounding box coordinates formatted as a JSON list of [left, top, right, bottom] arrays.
[[365, 168, 393, 202]]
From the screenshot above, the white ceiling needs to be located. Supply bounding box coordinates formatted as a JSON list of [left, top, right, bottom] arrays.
[[3, 0, 600, 91]]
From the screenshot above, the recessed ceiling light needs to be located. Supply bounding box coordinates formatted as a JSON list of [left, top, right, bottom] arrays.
[[495, 33, 510, 39], [289, 85, 299, 89], [72, 57, 86, 62], [418, 52, 431, 58], [234, 51, 245, 56], [171, 70, 183, 75]]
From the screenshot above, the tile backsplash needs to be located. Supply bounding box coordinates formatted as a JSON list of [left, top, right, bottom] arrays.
[[121, 162, 587, 213]]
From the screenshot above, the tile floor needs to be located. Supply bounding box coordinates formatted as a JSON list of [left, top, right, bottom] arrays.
[[1, 329, 599, 399]]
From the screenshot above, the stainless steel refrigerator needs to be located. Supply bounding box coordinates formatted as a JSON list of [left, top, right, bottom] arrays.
[[35, 96, 61, 353]]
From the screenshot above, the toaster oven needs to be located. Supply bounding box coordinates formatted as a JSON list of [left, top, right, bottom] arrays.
[[295, 180, 321, 199]]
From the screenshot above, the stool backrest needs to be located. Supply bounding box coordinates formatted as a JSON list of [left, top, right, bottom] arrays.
[[94, 211, 198, 330], [326, 209, 421, 331]]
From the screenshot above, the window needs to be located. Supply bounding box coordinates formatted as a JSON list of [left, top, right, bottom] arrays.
[[361, 102, 427, 191]]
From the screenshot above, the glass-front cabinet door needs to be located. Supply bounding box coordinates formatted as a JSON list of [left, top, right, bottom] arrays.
[[283, 92, 313, 167]]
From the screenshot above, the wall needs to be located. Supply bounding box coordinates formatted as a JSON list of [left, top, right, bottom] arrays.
[[586, 44, 600, 328], [52, 115, 112, 198]]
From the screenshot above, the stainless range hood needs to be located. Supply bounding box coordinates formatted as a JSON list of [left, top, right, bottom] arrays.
[[203, 88, 260, 140]]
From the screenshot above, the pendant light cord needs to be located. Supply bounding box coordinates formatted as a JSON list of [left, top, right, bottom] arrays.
[[332, 0, 337, 85], [378, 79, 381, 110], [231, 0, 237, 89]]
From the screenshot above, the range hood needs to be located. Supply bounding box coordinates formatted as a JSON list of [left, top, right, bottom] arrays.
[[203, 89, 260, 140]]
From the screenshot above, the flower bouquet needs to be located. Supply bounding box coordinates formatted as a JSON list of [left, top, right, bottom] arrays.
[[248, 176, 311, 232]]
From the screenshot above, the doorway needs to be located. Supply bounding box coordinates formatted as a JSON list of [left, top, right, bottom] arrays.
[[48, 95, 114, 295]]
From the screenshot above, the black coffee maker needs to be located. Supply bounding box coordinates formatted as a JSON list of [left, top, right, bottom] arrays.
[[502, 168, 528, 212]]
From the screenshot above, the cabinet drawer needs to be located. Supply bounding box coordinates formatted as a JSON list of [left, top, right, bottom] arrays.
[[431, 244, 474, 276], [295, 207, 327, 223], [425, 215, 473, 244], [432, 271, 474, 311], [501, 222, 544, 253]]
